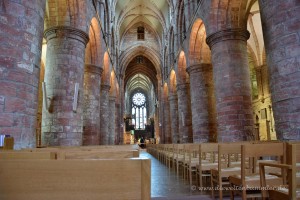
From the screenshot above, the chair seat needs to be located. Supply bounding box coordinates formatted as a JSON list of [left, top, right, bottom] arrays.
[[231, 174, 282, 188]]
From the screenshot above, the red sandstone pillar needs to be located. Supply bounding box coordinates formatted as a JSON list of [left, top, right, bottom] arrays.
[[168, 94, 179, 143], [206, 29, 254, 142], [115, 102, 120, 144], [259, 1, 300, 140], [163, 98, 172, 143], [0, 0, 46, 149], [42, 26, 89, 146], [119, 75, 125, 144], [109, 96, 116, 144], [83, 64, 102, 145], [177, 83, 193, 143], [187, 64, 215, 142], [100, 84, 111, 145]]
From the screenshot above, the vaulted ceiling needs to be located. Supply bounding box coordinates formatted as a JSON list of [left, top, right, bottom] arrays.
[[115, 0, 169, 104], [115, 0, 169, 39]]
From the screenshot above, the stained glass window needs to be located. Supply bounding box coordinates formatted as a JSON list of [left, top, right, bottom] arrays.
[[132, 93, 147, 129]]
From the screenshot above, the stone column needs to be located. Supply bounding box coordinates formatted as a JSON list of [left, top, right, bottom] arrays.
[[177, 83, 193, 143], [0, 0, 46, 149], [206, 28, 254, 142], [42, 26, 89, 146], [259, 1, 300, 140], [155, 75, 161, 142], [100, 84, 111, 145], [115, 102, 120, 144], [163, 98, 171, 143], [108, 96, 116, 144], [187, 64, 212, 142], [83, 64, 102, 145], [119, 74, 124, 144], [168, 94, 179, 143]]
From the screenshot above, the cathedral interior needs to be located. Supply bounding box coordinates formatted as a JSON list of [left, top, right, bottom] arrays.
[[1, 0, 300, 199], [1, 0, 299, 148]]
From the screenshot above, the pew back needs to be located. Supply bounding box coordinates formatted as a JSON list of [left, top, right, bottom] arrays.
[[0, 158, 151, 200]]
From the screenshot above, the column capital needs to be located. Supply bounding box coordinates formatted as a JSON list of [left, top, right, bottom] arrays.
[[206, 28, 250, 48], [186, 63, 212, 74], [176, 83, 189, 91], [85, 64, 103, 75], [101, 84, 111, 91], [168, 94, 178, 101], [44, 26, 89, 45]]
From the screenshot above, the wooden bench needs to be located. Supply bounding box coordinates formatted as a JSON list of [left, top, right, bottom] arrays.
[[56, 150, 139, 159], [0, 151, 56, 160], [0, 158, 151, 200], [25, 144, 139, 152]]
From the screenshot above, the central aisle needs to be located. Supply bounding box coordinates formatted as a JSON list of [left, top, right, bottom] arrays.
[[140, 150, 211, 200]]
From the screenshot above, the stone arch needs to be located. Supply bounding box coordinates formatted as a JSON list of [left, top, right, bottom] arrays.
[[188, 18, 211, 66], [177, 51, 188, 85], [163, 82, 169, 102], [85, 17, 102, 66], [119, 45, 162, 79], [169, 70, 177, 95], [44, 0, 88, 32], [204, 0, 249, 35], [110, 71, 117, 97], [176, 0, 185, 46], [102, 51, 111, 85]]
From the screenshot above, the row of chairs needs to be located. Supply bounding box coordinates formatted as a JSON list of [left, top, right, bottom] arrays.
[[147, 141, 300, 200]]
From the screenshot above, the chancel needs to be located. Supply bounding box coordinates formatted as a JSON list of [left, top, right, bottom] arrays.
[[0, 0, 300, 199]]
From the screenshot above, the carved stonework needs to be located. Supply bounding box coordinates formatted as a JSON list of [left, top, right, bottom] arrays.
[[85, 64, 103, 75], [206, 28, 250, 48], [44, 26, 89, 45]]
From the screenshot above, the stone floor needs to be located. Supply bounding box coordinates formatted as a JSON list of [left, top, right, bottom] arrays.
[[140, 150, 242, 200]]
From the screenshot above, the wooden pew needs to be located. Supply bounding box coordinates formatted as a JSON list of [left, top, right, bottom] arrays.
[[0, 151, 56, 160], [0, 158, 151, 200], [24, 144, 139, 152], [56, 150, 139, 159]]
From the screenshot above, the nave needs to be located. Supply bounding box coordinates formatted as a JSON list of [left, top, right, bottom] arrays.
[[142, 150, 241, 200]]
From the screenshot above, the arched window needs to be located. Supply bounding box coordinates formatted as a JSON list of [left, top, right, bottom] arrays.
[[132, 93, 147, 129], [137, 26, 145, 40]]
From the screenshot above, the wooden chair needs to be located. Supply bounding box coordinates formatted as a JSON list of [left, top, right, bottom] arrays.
[[173, 144, 185, 176], [164, 144, 174, 168], [211, 143, 242, 200], [260, 143, 300, 200], [196, 143, 218, 188], [183, 144, 200, 187], [229, 142, 285, 200]]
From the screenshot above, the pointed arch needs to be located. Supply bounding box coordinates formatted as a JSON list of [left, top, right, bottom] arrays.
[[169, 70, 177, 95], [177, 51, 188, 85], [189, 18, 211, 66], [102, 51, 111, 85], [85, 17, 102, 66]]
